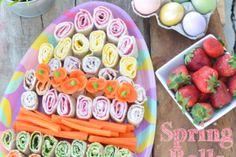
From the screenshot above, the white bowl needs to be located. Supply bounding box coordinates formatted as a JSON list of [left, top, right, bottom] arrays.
[[5, 0, 54, 18], [155, 34, 236, 130]]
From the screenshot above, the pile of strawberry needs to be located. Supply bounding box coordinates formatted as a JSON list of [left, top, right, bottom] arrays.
[[167, 37, 236, 125]]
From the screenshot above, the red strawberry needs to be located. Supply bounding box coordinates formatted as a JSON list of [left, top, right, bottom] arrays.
[[219, 76, 228, 84], [191, 103, 214, 124], [167, 65, 191, 91], [203, 37, 224, 58], [184, 48, 211, 71], [228, 74, 236, 96], [199, 93, 210, 102], [176, 85, 200, 110], [192, 66, 219, 93], [210, 81, 232, 108], [213, 54, 236, 77]]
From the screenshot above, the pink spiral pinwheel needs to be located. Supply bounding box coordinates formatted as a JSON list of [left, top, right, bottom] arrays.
[[110, 99, 128, 123], [57, 93, 76, 117], [74, 9, 94, 35], [54, 21, 75, 41], [107, 18, 127, 43], [92, 96, 110, 121], [93, 6, 113, 30], [118, 35, 138, 58], [42, 89, 58, 115], [76, 95, 93, 120]]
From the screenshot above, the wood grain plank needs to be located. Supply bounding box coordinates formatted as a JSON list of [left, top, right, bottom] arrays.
[[42, 0, 75, 27], [151, 11, 236, 157], [0, 9, 43, 98]]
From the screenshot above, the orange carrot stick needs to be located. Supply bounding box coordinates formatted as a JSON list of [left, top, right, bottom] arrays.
[[89, 119, 127, 133], [119, 132, 136, 138], [14, 121, 54, 135], [16, 114, 61, 133], [19, 108, 52, 123], [111, 131, 119, 137], [126, 124, 135, 132], [34, 110, 51, 121], [55, 123, 72, 131], [61, 119, 112, 137], [56, 131, 88, 141], [51, 115, 102, 129], [88, 135, 137, 146], [14, 121, 87, 140]]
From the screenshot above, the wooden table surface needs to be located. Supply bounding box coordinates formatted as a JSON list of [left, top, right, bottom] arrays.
[[0, 0, 235, 157]]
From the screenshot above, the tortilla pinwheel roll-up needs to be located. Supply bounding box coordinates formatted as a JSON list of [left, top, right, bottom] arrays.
[[102, 43, 119, 68], [71, 140, 87, 157], [36, 81, 51, 96], [93, 6, 113, 30], [119, 56, 137, 79], [89, 30, 106, 56], [107, 18, 128, 44], [57, 93, 76, 117], [118, 35, 138, 58], [72, 33, 89, 58], [42, 135, 58, 157], [21, 91, 38, 111], [86, 142, 104, 157], [16, 131, 31, 155], [98, 68, 118, 80], [6, 150, 26, 157], [92, 96, 110, 121], [0, 129, 16, 151], [110, 99, 128, 123], [29, 131, 43, 154], [38, 43, 54, 64], [127, 104, 144, 127], [134, 84, 147, 105], [42, 89, 58, 115], [74, 9, 94, 36], [63, 56, 81, 73], [76, 95, 93, 120], [117, 76, 134, 85], [82, 55, 101, 75], [104, 145, 118, 157], [115, 148, 133, 157], [23, 69, 37, 91], [29, 154, 41, 157], [55, 141, 71, 157], [54, 37, 72, 61], [54, 21, 75, 41], [48, 58, 62, 73]]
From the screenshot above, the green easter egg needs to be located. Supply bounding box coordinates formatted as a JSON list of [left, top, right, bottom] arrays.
[[192, 0, 217, 14]]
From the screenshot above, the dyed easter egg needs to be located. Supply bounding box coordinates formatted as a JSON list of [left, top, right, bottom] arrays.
[[192, 0, 217, 14], [133, 0, 161, 15], [159, 2, 185, 26], [182, 12, 207, 37]]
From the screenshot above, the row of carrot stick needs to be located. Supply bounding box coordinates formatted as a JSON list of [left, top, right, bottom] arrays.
[[13, 108, 137, 152]]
